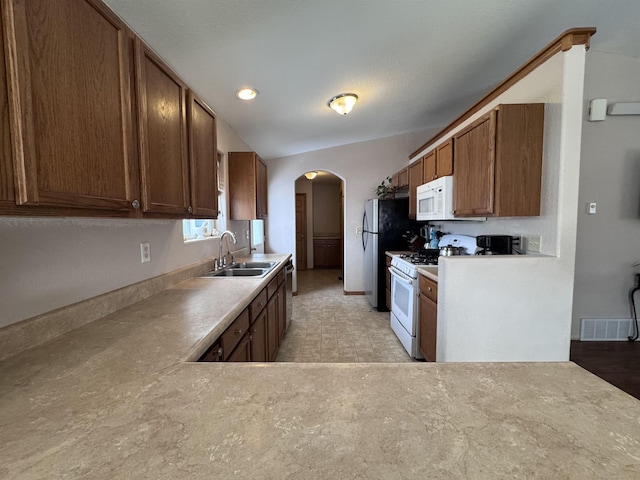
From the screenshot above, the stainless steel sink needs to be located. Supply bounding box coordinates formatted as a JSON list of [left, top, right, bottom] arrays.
[[199, 261, 278, 278], [200, 268, 268, 278], [229, 261, 277, 269]]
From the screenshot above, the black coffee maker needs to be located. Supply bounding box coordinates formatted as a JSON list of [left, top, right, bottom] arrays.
[[476, 235, 513, 255]]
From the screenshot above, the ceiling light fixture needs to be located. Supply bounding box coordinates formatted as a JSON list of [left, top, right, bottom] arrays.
[[236, 88, 258, 100], [304, 171, 318, 180], [328, 93, 358, 115]]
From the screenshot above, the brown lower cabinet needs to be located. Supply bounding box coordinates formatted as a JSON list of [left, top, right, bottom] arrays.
[[200, 266, 287, 362], [313, 238, 341, 268], [250, 309, 268, 362], [418, 275, 438, 362]]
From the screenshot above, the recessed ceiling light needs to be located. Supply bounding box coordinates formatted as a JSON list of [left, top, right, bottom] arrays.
[[236, 88, 258, 100]]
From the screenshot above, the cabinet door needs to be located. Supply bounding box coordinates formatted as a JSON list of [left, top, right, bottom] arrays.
[[397, 168, 409, 188], [267, 294, 279, 361], [0, 9, 13, 207], [408, 158, 423, 219], [419, 293, 437, 362], [494, 104, 544, 216], [135, 39, 189, 216], [187, 91, 218, 218], [277, 281, 287, 340], [227, 334, 251, 362], [256, 157, 268, 218], [3, 0, 139, 212], [250, 310, 268, 362], [228, 151, 257, 220], [422, 151, 436, 182], [435, 139, 454, 177], [453, 112, 496, 216]]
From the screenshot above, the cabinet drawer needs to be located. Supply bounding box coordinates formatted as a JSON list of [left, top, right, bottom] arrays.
[[419, 275, 438, 303], [250, 288, 268, 322], [221, 308, 250, 359], [267, 275, 279, 299], [199, 342, 222, 362]]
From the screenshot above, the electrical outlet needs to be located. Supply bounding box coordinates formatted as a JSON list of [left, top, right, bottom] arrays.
[[527, 235, 541, 253], [140, 242, 151, 263], [587, 202, 597, 214], [356, 226, 363, 235]]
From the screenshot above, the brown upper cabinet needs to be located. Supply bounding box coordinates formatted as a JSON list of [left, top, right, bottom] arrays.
[[422, 138, 454, 183], [1, 0, 219, 219], [187, 91, 218, 218], [228, 152, 268, 220], [135, 39, 190, 216], [408, 158, 424, 219], [1, 0, 140, 215], [392, 167, 409, 190], [453, 103, 544, 217]]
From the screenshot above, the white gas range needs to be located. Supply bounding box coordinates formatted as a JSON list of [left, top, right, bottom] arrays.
[[389, 235, 477, 359], [389, 252, 437, 359]]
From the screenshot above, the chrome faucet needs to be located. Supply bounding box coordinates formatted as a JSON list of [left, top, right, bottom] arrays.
[[217, 230, 237, 269]]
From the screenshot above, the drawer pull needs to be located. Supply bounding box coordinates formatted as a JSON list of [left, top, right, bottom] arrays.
[[428, 286, 432, 291], [235, 328, 243, 335]]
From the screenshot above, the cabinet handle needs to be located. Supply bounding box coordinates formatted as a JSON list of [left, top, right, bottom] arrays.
[[132, 199, 140, 209], [188, 206, 193, 214], [235, 328, 243, 335], [428, 286, 432, 291]]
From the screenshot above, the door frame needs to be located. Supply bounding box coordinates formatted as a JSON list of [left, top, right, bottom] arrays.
[[295, 193, 307, 270]]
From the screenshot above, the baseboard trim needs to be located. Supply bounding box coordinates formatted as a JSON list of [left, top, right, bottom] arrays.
[[0, 258, 215, 362], [344, 291, 365, 295]]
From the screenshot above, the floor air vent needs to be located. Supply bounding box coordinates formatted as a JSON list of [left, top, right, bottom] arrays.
[[580, 318, 634, 341]]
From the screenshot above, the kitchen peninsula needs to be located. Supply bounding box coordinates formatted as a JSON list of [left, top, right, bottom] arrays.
[[1, 255, 639, 478]]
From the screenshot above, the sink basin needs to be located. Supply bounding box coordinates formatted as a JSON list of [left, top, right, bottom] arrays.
[[198, 260, 279, 279], [200, 268, 268, 278], [230, 261, 277, 269]]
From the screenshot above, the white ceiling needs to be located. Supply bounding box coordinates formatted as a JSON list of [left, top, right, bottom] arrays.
[[104, 0, 640, 160]]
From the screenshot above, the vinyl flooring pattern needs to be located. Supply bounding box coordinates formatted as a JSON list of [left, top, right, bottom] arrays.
[[570, 340, 640, 401], [276, 269, 415, 363]]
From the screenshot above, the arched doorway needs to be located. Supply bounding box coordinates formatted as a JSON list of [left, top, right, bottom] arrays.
[[295, 171, 345, 286]]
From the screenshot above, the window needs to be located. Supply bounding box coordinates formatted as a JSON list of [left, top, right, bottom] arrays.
[[182, 152, 226, 242]]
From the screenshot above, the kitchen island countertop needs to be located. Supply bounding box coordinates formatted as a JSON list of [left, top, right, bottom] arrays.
[[1, 255, 640, 479]]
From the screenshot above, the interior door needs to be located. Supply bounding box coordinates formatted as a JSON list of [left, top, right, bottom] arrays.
[[295, 193, 307, 270]]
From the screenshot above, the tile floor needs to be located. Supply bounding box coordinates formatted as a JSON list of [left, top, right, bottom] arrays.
[[276, 269, 415, 363]]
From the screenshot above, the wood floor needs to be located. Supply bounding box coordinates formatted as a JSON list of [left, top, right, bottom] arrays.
[[570, 340, 640, 401]]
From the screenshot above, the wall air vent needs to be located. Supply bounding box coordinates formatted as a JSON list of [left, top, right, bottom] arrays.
[[580, 318, 636, 341]]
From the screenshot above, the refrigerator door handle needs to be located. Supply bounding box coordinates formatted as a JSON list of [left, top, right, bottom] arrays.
[[362, 210, 368, 251]]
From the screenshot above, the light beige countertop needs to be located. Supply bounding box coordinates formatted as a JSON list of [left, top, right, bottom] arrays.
[[417, 265, 439, 281], [2, 254, 640, 479]]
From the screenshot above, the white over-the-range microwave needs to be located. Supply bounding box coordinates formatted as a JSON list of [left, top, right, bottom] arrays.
[[416, 176, 485, 221]]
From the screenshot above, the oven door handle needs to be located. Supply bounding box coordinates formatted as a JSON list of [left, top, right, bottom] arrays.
[[389, 267, 414, 285]]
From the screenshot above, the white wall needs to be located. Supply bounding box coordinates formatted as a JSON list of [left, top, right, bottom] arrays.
[[0, 118, 251, 329], [571, 51, 640, 338], [264, 128, 440, 292], [433, 46, 586, 361], [313, 183, 341, 236]]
